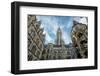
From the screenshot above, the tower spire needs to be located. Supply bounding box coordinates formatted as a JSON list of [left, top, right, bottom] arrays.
[[56, 27, 62, 45]]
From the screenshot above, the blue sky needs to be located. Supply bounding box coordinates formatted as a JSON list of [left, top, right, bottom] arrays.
[[36, 15, 87, 45]]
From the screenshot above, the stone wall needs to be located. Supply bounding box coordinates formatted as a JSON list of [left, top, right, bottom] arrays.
[[28, 15, 45, 61], [71, 21, 88, 58]]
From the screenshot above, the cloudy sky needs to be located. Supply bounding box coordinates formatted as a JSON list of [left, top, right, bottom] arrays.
[[36, 15, 87, 45]]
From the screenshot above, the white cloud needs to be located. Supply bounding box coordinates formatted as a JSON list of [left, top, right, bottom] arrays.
[[80, 17, 88, 25], [43, 30, 54, 44], [62, 29, 72, 44], [73, 17, 80, 22], [73, 17, 88, 25], [36, 16, 72, 44]]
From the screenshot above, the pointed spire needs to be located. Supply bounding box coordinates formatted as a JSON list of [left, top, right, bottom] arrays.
[[56, 27, 62, 45], [58, 27, 61, 32]]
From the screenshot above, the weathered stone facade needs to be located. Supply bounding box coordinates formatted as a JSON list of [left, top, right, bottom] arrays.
[[41, 27, 78, 60], [43, 44, 78, 60], [71, 21, 88, 58], [28, 15, 88, 61], [28, 15, 45, 61]]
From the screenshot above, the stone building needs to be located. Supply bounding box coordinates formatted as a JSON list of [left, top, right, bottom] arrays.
[[55, 27, 65, 45], [28, 15, 45, 61], [42, 27, 78, 60], [71, 21, 88, 58], [27, 15, 87, 61]]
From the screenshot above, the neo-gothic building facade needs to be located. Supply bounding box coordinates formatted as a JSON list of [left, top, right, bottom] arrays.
[[28, 15, 87, 61], [71, 21, 88, 58], [42, 27, 77, 60], [28, 15, 45, 61]]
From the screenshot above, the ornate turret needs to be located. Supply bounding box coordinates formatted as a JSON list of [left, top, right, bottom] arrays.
[[57, 27, 62, 45], [55, 27, 65, 45]]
